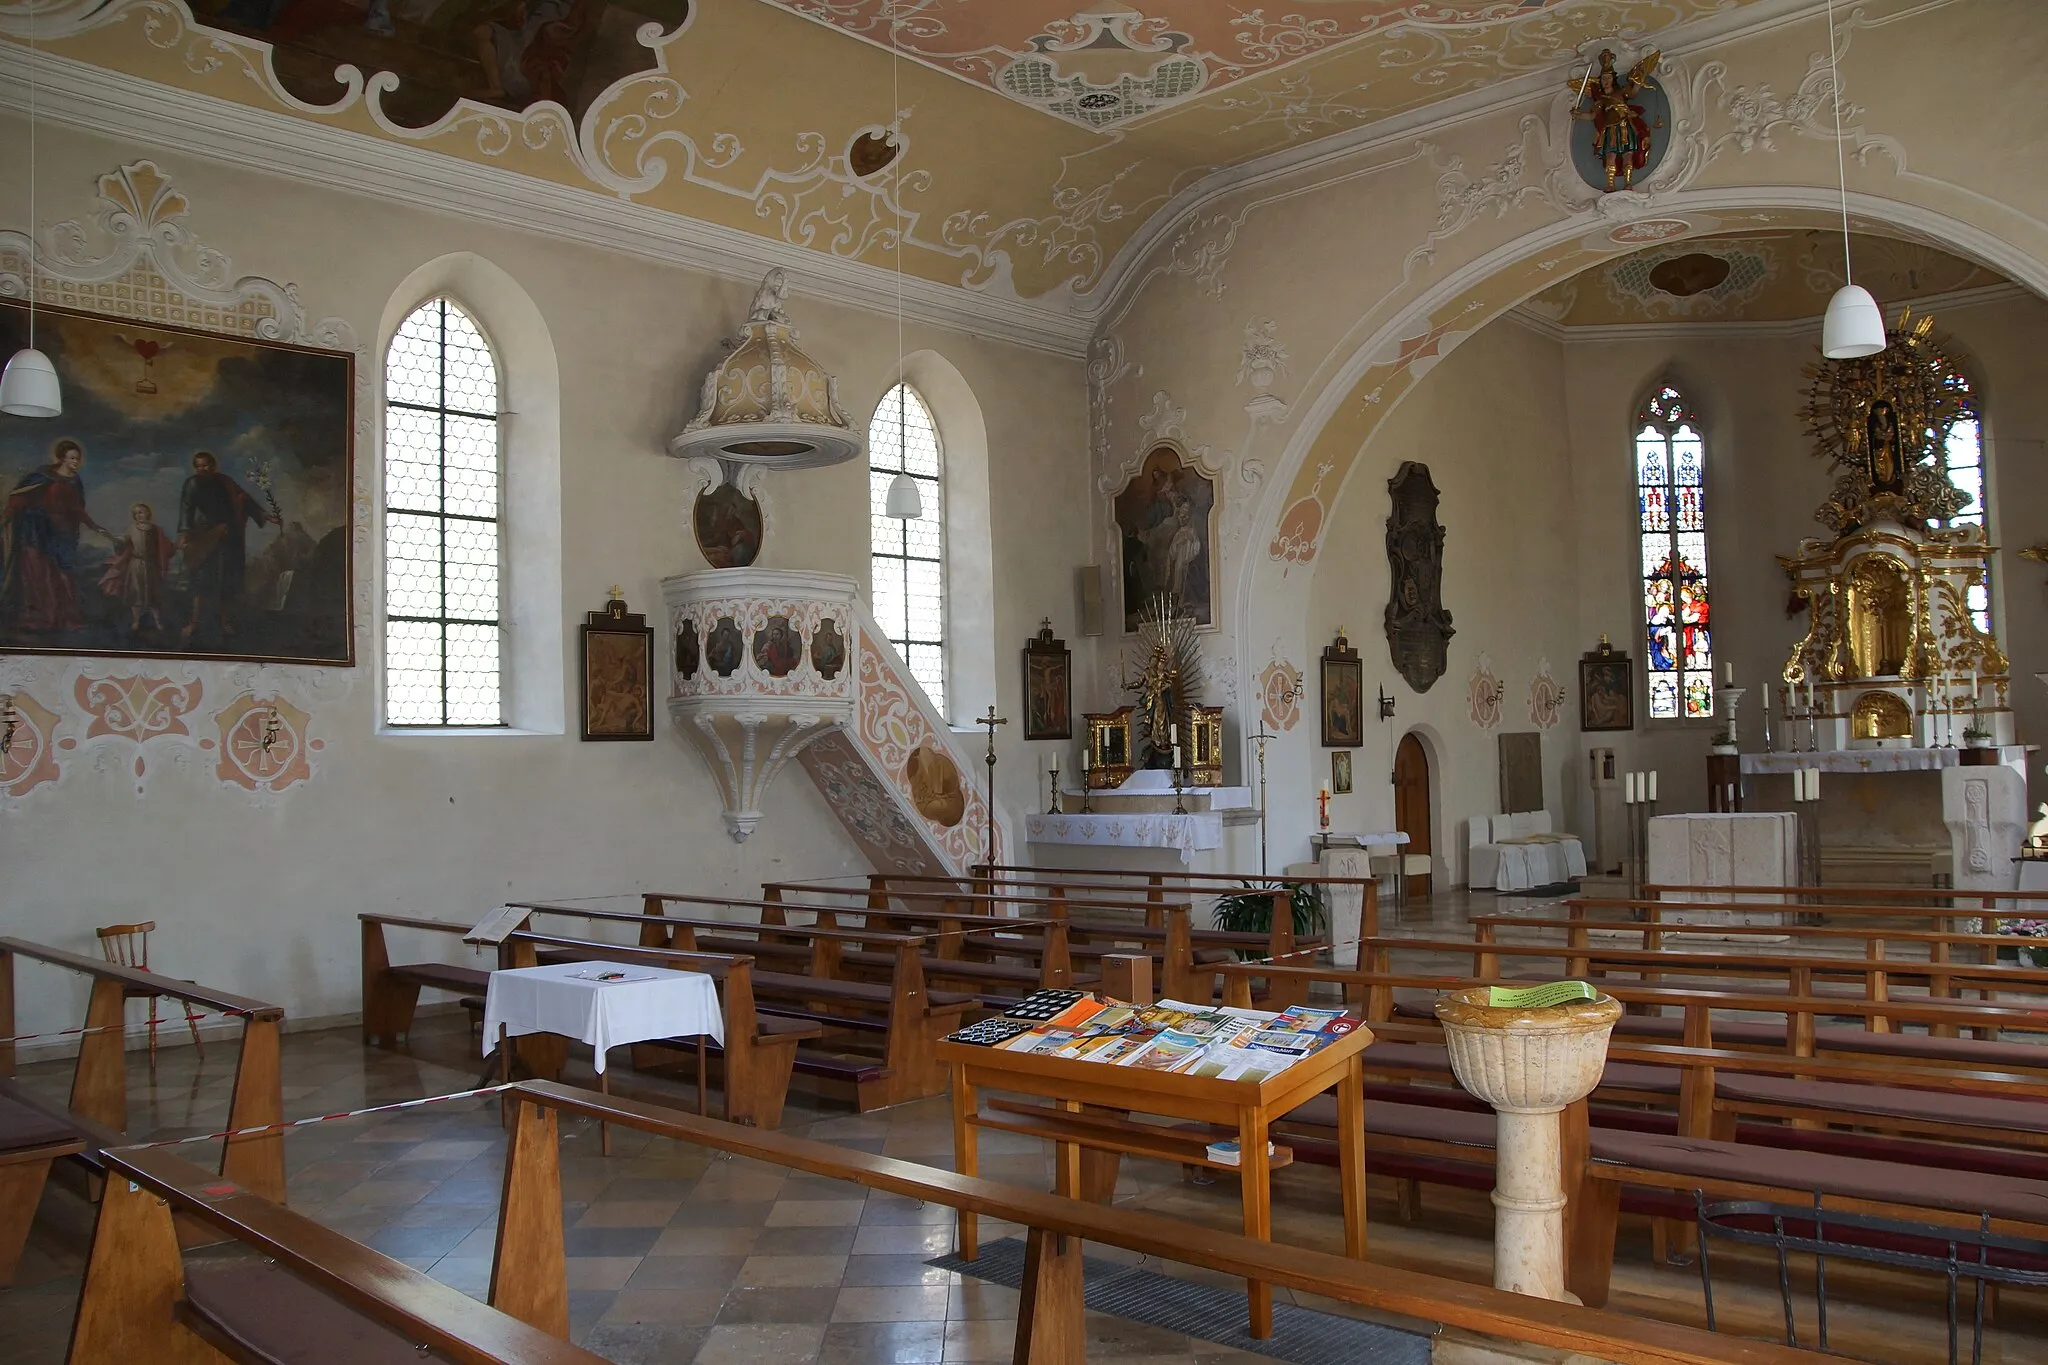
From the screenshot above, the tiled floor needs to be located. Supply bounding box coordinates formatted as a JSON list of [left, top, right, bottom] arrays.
[[9, 884, 2048, 1363]]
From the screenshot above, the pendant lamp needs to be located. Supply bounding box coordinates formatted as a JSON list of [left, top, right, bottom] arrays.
[[1819, 0, 1885, 359], [3, 4, 63, 417], [880, 4, 922, 522]]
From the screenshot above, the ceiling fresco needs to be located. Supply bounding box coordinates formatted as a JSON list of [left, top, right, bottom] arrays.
[[1526, 231, 2009, 327], [761, 0, 1566, 131], [12, 0, 1775, 305]]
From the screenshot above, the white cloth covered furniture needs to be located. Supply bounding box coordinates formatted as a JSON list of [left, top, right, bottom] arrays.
[[482, 960, 723, 1073], [1466, 811, 1588, 892], [1024, 811, 1223, 864], [1645, 811, 1798, 924]]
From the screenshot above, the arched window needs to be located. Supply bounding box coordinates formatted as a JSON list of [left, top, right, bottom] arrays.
[[1636, 384, 1713, 720], [383, 298, 503, 727], [869, 383, 946, 716], [1925, 365, 1991, 632]]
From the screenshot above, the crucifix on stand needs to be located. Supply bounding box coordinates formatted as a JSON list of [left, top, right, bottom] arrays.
[[978, 704, 1007, 868], [1248, 727, 1278, 877]]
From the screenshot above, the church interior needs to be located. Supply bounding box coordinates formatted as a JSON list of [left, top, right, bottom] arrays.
[[5, 1, 2048, 1362]]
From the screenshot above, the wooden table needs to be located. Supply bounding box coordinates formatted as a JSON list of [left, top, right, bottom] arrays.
[[942, 1025, 1373, 1338]]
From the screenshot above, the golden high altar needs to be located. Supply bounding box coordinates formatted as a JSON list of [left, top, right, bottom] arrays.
[[1778, 311, 2009, 749]]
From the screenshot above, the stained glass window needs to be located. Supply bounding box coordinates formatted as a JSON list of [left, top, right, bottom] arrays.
[[383, 298, 503, 727], [1637, 385, 1712, 720], [1922, 365, 1991, 633], [869, 384, 946, 716]]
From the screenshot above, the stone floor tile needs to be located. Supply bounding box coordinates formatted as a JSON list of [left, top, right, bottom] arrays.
[[669, 1199, 777, 1228], [565, 1255, 644, 1290], [624, 1253, 749, 1290], [575, 1198, 683, 1228], [562, 1225, 664, 1258], [841, 1254, 959, 1287], [715, 1285, 841, 1324], [817, 1319, 947, 1364], [734, 1253, 849, 1287], [577, 1322, 712, 1364], [692, 1321, 826, 1365], [831, 1284, 952, 1323], [651, 1224, 761, 1257], [766, 1199, 867, 1227], [600, 1287, 730, 1326], [941, 1317, 1020, 1362], [852, 1223, 956, 1256], [946, 1280, 1019, 1321], [753, 1224, 857, 1256]]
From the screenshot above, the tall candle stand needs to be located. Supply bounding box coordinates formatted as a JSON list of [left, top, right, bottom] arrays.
[[1046, 755, 1063, 815], [977, 705, 1008, 867], [1248, 728, 1276, 877]]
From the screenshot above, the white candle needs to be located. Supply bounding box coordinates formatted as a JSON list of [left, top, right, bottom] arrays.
[[1081, 749, 1091, 771], [1809, 768, 1820, 801], [1169, 723, 1179, 745], [1723, 662, 1733, 687], [1647, 771, 1658, 802], [1319, 781, 1330, 799], [1625, 773, 1638, 804], [1797, 769, 1809, 802], [1173, 744, 1183, 770]]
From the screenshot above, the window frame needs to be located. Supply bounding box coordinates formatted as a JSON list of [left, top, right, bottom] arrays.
[[380, 296, 508, 730], [867, 381, 947, 718], [1923, 364, 1992, 635], [1634, 383, 1715, 724]]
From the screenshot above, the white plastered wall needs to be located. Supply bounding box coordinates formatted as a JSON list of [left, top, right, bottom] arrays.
[[0, 120, 1089, 1043]]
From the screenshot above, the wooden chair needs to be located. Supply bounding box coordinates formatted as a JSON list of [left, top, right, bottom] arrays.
[[93, 921, 203, 1074]]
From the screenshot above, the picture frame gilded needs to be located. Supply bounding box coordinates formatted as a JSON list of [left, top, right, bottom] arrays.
[[1579, 638, 1635, 732], [1320, 633, 1365, 749], [1331, 749, 1353, 794], [580, 591, 654, 741]]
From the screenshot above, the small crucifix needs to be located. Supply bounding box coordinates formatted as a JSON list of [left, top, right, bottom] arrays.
[[978, 704, 1007, 867]]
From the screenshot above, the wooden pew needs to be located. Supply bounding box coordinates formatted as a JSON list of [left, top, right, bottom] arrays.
[[498, 1078, 1834, 1364], [1569, 893, 2048, 934], [0, 937, 286, 1203], [0, 1093, 85, 1286], [1213, 959, 2048, 1307], [359, 912, 493, 1046], [70, 1145, 607, 1365], [1640, 883, 2048, 909], [505, 924, 972, 1111]]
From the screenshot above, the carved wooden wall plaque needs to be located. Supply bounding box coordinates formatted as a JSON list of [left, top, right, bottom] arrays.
[[1385, 461, 1454, 692]]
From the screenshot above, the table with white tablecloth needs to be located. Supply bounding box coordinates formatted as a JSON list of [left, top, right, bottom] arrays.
[[1024, 811, 1224, 864]]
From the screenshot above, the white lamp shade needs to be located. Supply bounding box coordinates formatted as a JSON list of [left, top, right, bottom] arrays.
[[0, 347, 62, 418], [1821, 284, 1887, 359], [885, 471, 923, 519]]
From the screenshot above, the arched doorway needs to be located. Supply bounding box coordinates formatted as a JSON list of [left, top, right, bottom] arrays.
[[1393, 733, 1432, 902]]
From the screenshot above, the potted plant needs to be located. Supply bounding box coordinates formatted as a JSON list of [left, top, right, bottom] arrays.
[[1212, 881, 1328, 958], [1963, 723, 1993, 750], [1709, 727, 1738, 755], [1996, 918, 2048, 969]]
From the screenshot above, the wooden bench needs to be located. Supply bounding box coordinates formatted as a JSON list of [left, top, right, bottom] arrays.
[[0, 936, 286, 1206], [0, 1092, 86, 1286], [495, 1078, 1834, 1364], [359, 912, 493, 1047], [69, 1145, 608, 1365]]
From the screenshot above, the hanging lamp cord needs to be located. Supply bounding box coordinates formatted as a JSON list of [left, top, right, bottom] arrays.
[[889, 0, 904, 393], [25, 0, 38, 351], [1825, 0, 1853, 289]]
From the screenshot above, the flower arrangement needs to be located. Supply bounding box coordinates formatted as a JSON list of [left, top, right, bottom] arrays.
[[1996, 918, 2048, 968]]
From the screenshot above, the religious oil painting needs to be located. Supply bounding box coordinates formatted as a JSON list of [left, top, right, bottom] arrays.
[[1022, 620, 1071, 741], [1114, 445, 1217, 632], [188, 0, 693, 130], [580, 596, 653, 740], [1331, 749, 1353, 795], [1579, 642, 1635, 732], [0, 301, 354, 665], [693, 482, 762, 568], [1321, 633, 1364, 749]]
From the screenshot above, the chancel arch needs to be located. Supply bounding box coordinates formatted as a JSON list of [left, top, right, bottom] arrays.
[[377, 253, 563, 734]]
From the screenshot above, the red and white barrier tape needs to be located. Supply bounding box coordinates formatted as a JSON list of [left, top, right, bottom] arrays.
[[111, 1081, 520, 1152], [1, 1006, 254, 1046]]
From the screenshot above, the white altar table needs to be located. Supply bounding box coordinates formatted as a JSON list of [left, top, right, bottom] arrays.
[[1647, 812, 1798, 922], [1025, 811, 1223, 864], [1742, 747, 2027, 775]]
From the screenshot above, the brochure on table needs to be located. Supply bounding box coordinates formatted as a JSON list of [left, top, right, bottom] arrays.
[[949, 992, 1360, 1082]]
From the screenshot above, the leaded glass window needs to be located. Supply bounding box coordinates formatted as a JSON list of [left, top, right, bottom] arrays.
[[1637, 385, 1712, 720], [1924, 365, 1991, 632], [869, 383, 945, 715], [383, 298, 503, 727]]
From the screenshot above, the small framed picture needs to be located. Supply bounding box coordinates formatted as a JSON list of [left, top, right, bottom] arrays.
[[1022, 620, 1072, 740], [581, 592, 654, 741], [1321, 633, 1364, 748], [1331, 750, 1353, 794], [1579, 639, 1635, 732]]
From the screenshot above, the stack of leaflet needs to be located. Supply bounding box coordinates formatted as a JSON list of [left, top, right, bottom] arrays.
[[978, 994, 1360, 1080]]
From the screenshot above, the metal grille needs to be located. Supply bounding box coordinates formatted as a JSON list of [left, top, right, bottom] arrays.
[[869, 382, 945, 716], [383, 299, 503, 727]]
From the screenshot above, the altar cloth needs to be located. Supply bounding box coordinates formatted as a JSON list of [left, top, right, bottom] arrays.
[[1024, 811, 1224, 864]]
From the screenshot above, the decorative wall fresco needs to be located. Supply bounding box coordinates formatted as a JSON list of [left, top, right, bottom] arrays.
[[1467, 653, 1503, 730], [1528, 659, 1565, 730], [1256, 656, 1301, 733]]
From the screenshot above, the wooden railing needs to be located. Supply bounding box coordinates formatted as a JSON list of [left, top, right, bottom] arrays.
[[497, 1079, 1831, 1365], [0, 936, 286, 1200]]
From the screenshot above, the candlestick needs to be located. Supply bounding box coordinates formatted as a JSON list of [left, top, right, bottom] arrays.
[[1647, 770, 1658, 802], [1047, 754, 1062, 815]]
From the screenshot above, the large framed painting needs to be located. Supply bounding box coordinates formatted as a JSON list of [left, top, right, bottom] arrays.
[[581, 594, 654, 741], [0, 300, 355, 665], [1022, 620, 1071, 741], [1579, 639, 1635, 732], [1114, 444, 1217, 632]]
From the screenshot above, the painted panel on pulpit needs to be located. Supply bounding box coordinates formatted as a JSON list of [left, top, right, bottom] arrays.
[[0, 301, 354, 665]]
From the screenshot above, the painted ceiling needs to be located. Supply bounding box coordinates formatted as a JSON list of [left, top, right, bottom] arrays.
[[15, 0, 1775, 306], [1526, 231, 2009, 327]]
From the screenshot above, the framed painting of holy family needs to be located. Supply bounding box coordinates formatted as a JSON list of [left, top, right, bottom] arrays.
[[0, 300, 355, 665]]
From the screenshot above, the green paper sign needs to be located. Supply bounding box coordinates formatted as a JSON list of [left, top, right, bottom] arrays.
[[1487, 980, 1597, 1009]]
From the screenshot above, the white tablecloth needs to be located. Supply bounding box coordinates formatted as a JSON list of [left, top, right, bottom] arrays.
[[481, 961, 723, 1073], [1475, 835, 1588, 892], [1024, 811, 1224, 864]]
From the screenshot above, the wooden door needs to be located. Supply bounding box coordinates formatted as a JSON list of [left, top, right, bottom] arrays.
[[1393, 733, 1432, 900]]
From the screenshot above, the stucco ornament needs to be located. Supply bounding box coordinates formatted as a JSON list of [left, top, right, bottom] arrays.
[[1237, 319, 1289, 392], [1467, 653, 1504, 730], [1528, 660, 1565, 730], [0, 690, 63, 802], [1257, 657, 1303, 733]]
